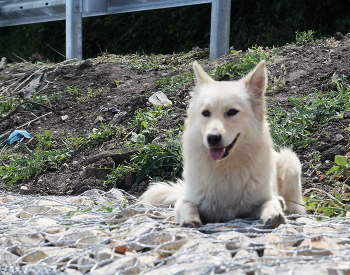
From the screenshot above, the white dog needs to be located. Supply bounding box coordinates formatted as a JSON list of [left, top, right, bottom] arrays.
[[140, 60, 305, 228]]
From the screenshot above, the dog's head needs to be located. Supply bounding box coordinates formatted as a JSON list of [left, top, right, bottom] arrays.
[[189, 61, 267, 161]]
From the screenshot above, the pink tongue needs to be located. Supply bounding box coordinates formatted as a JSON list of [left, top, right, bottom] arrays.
[[209, 148, 225, 160]]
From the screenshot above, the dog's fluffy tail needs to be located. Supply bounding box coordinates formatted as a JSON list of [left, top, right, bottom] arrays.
[[277, 148, 306, 215], [140, 180, 184, 205]]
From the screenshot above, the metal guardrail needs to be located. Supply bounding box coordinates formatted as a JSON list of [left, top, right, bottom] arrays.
[[0, 0, 231, 60]]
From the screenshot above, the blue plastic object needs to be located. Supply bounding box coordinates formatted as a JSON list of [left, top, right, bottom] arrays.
[[0, 130, 33, 147]]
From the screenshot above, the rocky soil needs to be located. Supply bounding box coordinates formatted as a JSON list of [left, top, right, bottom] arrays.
[[1, 34, 350, 198], [0, 190, 349, 274]]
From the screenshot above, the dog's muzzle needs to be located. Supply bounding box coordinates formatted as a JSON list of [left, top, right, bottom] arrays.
[[209, 133, 240, 160]]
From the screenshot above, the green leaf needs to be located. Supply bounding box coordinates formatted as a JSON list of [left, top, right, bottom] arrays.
[[326, 166, 340, 175], [45, 130, 52, 138], [335, 155, 347, 166], [334, 191, 342, 201]]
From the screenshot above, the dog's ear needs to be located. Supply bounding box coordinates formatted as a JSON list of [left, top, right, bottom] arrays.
[[193, 61, 214, 85], [243, 60, 267, 98]]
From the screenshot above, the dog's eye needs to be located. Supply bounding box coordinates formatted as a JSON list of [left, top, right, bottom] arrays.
[[202, 110, 211, 117], [227, 108, 239, 116]]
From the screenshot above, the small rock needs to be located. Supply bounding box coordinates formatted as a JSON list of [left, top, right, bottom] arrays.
[[61, 115, 69, 121], [263, 234, 286, 259], [28, 217, 58, 229], [2, 227, 45, 256], [93, 248, 118, 262], [0, 249, 19, 264], [0, 206, 9, 216], [334, 32, 344, 40], [23, 247, 78, 264], [327, 82, 337, 91], [295, 217, 316, 224], [77, 255, 97, 274], [91, 256, 136, 275], [44, 227, 99, 248], [65, 269, 84, 275], [216, 231, 251, 250], [149, 91, 172, 107], [126, 219, 159, 251], [298, 236, 340, 256], [19, 185, 29, 195], [314, 141, 330, 152], [94, 115, 105, 124], [0, 57, 6, 68], [290, 86, 296, 89], [167, 238, 231, 267], [233, 249, 259, 265], [60, 163, 69, 172], [20, 200, 76, 219], [111, 112, 127, 125], [321, 145, 346, 162], [335, 134, 344, 142], [155, 228, 200, 254]]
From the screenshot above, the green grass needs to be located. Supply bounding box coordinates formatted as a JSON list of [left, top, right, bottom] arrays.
[[106, 130, 182, 186], [0, 131, 72, 185], [268, 76, 350, 148], [303, 188, 350, 218], [295, 30, 316, 45], [155, 73, 194, 94], [127, 106, 168, 145], [0, 124, 124, 185], [212, 46, 278, 81]]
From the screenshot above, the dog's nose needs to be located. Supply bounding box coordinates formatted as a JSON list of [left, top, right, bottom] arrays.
[[207, 133, 221, 145]]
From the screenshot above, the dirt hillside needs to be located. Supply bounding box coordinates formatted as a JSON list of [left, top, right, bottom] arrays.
[[1, 33, 350, 200]]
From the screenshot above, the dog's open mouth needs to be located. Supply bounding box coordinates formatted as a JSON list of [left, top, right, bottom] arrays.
[[209, 133, 240, 160]]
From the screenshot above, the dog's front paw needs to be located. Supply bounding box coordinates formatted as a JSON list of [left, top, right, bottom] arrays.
[[180, 219, 202, 228], [262, 212, 286, 228]]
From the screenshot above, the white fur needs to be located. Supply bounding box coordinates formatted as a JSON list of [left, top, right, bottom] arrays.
[[140, 61, 305, 228]]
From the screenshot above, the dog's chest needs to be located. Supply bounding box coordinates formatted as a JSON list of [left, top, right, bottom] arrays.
[[193, 180, 262, 223]]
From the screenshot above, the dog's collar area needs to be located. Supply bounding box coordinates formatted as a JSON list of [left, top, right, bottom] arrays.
[[222, 133, 240, 159]]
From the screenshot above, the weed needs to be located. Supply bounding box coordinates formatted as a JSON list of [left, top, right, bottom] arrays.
[[119, 53, 163, 70], [0, 140, 71, 185], [310, 151, 321, 169], [0, 96, 19, 115], [127, 106, 168, 144], [295, 30, 316, 45], [107, 129, 182, 187], [66, 86, 79, 95], [304, 188, 350, 217], [63, 124, 124, 150], [326, 155, 350, 179], [155, 73, 194, 94], [35, 130, 52, 150], [76, 88, 107, 102], [212, 46, 278, 80], [106, 164, 134, 187], [48, 91, 63, 101], [30, 94, 51, 105], [268, 76, 350, 148], [120, 194, 128, 209], [132, 140, 182, 184]]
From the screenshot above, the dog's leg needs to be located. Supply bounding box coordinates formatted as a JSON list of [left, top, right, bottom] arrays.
[[277, 148, 306, 214], [259, 197, 286, 228], [175, 197, 202, 228]]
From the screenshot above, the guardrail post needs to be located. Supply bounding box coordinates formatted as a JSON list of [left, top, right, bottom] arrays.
[[210, 0, 231, 59], [66, 0, 82, 60]]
